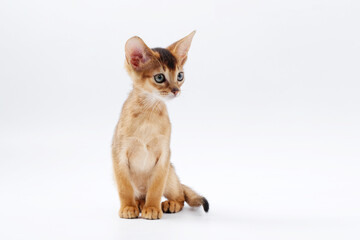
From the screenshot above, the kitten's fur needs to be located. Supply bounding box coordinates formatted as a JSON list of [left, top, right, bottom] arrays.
[[112, 31, 209, 220]]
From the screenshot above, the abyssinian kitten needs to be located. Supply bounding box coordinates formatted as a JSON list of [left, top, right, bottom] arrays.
[[112, 31, 209, 220]]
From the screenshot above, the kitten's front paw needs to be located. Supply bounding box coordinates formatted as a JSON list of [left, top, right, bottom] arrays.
[[141, 206, 163, 220], [119, 206, 139, 219], [161, 200, 184, 213]]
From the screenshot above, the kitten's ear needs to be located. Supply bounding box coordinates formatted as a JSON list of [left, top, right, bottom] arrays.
[[125, 36, 154, 71], [168, 31, 196, 65]]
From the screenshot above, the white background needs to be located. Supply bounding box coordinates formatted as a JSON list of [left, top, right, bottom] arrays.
[[1, 0, 359, 239]]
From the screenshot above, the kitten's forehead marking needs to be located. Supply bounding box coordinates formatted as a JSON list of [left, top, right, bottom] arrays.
[[152, 48, 177, 71]]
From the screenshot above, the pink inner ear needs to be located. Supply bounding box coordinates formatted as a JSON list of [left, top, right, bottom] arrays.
[[177, 46, 189, 59], [130, 50, 143, 68]]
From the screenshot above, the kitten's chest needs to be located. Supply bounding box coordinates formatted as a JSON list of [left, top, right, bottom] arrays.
[[127, 110, 170, 140], [125, 112, 171, 180]]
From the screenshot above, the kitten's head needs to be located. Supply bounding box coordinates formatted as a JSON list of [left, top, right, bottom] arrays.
[[124, 31, 195, 100]]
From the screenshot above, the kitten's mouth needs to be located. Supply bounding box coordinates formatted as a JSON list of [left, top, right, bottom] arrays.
[[158, 91, 178, 100]]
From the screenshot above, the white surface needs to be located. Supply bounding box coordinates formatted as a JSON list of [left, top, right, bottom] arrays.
[[1, 0, 360, 239]]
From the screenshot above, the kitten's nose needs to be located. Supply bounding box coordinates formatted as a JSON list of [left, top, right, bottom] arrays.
[[171, 88, 179, 96]]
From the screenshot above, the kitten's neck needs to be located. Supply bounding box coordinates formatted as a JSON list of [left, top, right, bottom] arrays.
[[131, 88, 167, 112]]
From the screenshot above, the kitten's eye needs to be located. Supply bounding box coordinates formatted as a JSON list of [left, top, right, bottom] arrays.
[[154, 74, 165, 83], [177, 72, 184, 81]]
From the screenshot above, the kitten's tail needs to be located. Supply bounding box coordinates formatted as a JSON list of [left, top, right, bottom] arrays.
[[182, 184, 209, 212]]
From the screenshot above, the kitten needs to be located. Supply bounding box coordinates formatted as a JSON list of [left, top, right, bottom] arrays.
[[112, 31, 209, 220]]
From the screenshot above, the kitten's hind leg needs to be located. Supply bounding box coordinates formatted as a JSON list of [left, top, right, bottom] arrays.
[[162, 164, 185, 213]]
